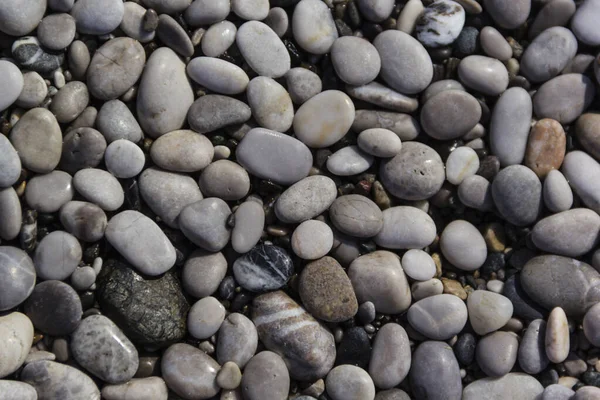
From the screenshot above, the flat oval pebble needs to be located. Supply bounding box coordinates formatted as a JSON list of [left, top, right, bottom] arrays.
[[463, 373, 543, 400], [467, 290, 513, 335], [329, 195, 383, 238], [188, 95, 252, 134], [179, 198, 231, 252], [101, 377, 168, 400], [410, 341, 462, 400], [0, 247, 36, 311], [476, 331, 518, 377], [106, 210, 176, 275], [71, 315, 138, 384], [519, 319, 549, 374], [562, 150, 600, 214], [369, 323, 411, 389], [242, 351, 290, 400], [326, 365, 375, 400], [21, 360, 100, 400], [480, 26, 512, 61], [543, 170, 573, 213], [401, 249, 436, 281], [237, 21, 290, 78], [416, 0, 465, 48], [188, 296, 226, 339], [546, 307, 569, 363], [327, 146, 374, 176], [120, 2, 156, 43], [292, 0, 337, 54], [0, 60, 24, 112], [357, 128, 402, 158], [421, 90, 481, 140], [374, 206, 436, 249], [458, 55, 509, 96], [156, 14, 194, 57], [182, 251, 227, 299], [374, 30, 433, 95], [71, 0, 124, 35], [233, 244, 293, 292], [524, 118, 566, 178], [217, 313, 258, 368], [440, 220, 487, 271], [161, 343, 220, 400], [331, 36, 381, 86], [408, 294, 468, 340], [0, 0, 46, 36], [199, 160, 249, 200], [247, 77, 293, 132], [346, 82, 419, 113], [0, 188, 21, 241], [491, 165, 542, 226], [237, 128, 313, 185], [150, 129, 213, 172], [137, 48, 194, 138], [24, 280, 82, 335], [0, 312, 33, 378], [348, 251, 411, 314], [59, 201, 107, 242], [0, 380, 37, 400], [34, 230, 81, 281], [533, 73, 595, 124], [188, 57, 249, 96], [97, 100, 143, 143], [571, 0, 600, 46], [521, 27, 578, 83], [60, 127, 106, 173], [202, 21, 236, 57], [0, 134, 21, 188], [292, 220, 334, 260], [73, 168, 124, 211], [231, 201, 265, 254], [483, 0, 531, 29], [25, 170, 74, 213], [105, 139, 145, 178], [285, 67, 322, 104]]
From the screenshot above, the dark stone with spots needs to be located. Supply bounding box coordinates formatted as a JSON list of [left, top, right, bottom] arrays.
[[96, 259, 189, 347], [232, 244, 294, 293], [454, 26, 479, 57], [480, 252, 505, 278], [219, 276, 236, 300], [477, 156, 500, 181], [502, 274, 546, 321], [187, 95, 251, 134], [12, 36, 64, 74], [24, 280, 83, 335], [60, 128, 107, 174], [143, 9, 159, 32], [538, 369, 559, 387], [454, 333, 476, 366], [21, 360, 101, 399], [335, 327, 372, 369], [581, 371, 600, 387]]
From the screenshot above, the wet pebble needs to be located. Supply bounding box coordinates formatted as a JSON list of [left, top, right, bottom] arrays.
[[201, 21, 236, 57], [327, 145, 374, 176]]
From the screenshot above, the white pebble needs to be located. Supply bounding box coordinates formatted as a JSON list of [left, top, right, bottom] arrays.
[[292, 220, 334, 260], [546, 307, 570, 363], [446, 146, 480, 185], [402, 249, 436, 281]]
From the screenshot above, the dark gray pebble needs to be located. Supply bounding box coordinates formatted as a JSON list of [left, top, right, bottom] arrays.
[[24, 280, 82, 336]]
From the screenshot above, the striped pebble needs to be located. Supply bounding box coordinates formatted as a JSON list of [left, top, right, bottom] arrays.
[[233, 244, 294, 293]]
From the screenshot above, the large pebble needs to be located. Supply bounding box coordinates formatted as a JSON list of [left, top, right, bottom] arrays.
[[532, 209, 600, 257], [524, 118, 566, 177], [105, 139, 145, 178], [502, 274, 546, 321], [410, 341, 462, 400], [480, 26, 512, 61], [59, 201, 107, 242], [0, 134, 21, 188], [374, 30, 433, 95], [440, 220, 487, 271], [583, 302, 600, 347], [408, 294, 468, 340], [543, 170, 572, 213], [349, 251, 411, 314], [188, 296, 226, 339], [0, 381, 37, 400], [202, 21, 236, 57], [521, 27, 578, 83], [182, 251, 227, 299], [106, 210, 176, 275], [73, 168, 124, 211], [25, 170, 73, 213], [529, 0, 576, 39], [491, 165, 542, 226], [10, 108, 62, 174], [12, 37, 64, 75], [331, 37, 381, 86], [179, 198, 231, 252], [199, 160, 249, 200], [463, 373, 543, 400], [242, 352, 290, 400], [233, 244, 293, 292], [187, 57, 249, 95], [458, 55, 509, 96], [483, 0, 531, 29], [231, 201, 265, 254], [71, 315, 138, 384], [237, 21, 290, 78], [571, 0, 600, 46], [546, 307, 569, 363], [0, 60, 24, 112], [0, 0, 46, 36], [562, 150, 600, 214], [71, 0, 124, 35], [476, 331, 518, 377], [188, 95, 251, 134], [0, 188, 21, 241], [101, 377, 168, 400], [21, 360, 100, 400], [467, 290, 513, 335], [374, 206, 436, 249], [330, 195, 383, 238], [542, 384, 575, 400], [327, 146, 374, 176], [518, 319, 549, 374], [24, 280, 82, 335], [236, 128, 313, 185], [326, 365, 375, 400], [252, 291, 336, 381], [533, 74, 595, 124], [285, 67, 322, 104], [137, 48, 194, 138], [292, 0, 337, 54], [0, 312, 33, 378], [96, 100, 143, 143], [576, 113, 600, 161], [34, 231, 81, 281], [369, 323, 411, 389], [415, 0, 465, 47], [161, 343, 220, 400], [151, 130, 213, 172], [217, 313, 258, 368], [0, 247, 36, 311], [247, 77, 293, 132], [420, 90, 481, 140]]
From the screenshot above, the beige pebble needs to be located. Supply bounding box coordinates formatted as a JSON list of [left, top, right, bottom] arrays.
[[546, 307, 570, 363]]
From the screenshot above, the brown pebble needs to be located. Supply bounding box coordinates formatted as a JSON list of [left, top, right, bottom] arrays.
[[482, 222, 506, 253], [441, 278, 467, 300], [576, 113, 600, 161], [372, 181, 391, 210], [524, 118, 566, 178]]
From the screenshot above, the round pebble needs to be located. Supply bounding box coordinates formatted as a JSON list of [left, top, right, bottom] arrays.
[[292, 220, 334, 260], [292, 0, 338, 54], [105, 139, 145, 178], [188, 296, 226, 339], [401, 249, 436, 281], [331, 36, 381, 86], [491, 165, 542, 226], [357, 128, 402, 158], [416, 0, 465, 48], [34, 230, 82, 281], [326, 365, 375, 400], [38, 13, 76, 50], [24, 280, 82, 335], [458, 55, 509, 96], [408, 294, 468, 340], [202, 21, 236, 57]]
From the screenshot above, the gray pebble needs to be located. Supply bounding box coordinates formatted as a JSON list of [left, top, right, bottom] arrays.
[[402, 249, 436, 281], [156, 14, 194, 57], [292, 220, 334, 260], [217, 313, 258, 368], [476, 331, 519, 377], [187, 57, 249, 95], [202, 21, 236, 57], [49, 80, 89, 123], [0, 380, 37, 400], [73, 168, 124, 211], [463, 373, 543, 399], [533, 73, 595, 124], [543, 170, 572, 212], [0, 134, 21, 188], [480, 26, 512, 61], [571, 0, 600, 46], [179, 198, 232, 252], [330, 194, 383, 238], [285, 67, 322, 104], [70, 266, 96, 291], [184, 0, 230, 26], [457, 175, 494, 212], [583, 302, 600, 347], [188, 296, 225, 339], [12, 36, 64, 75], [410, 341, 462, 400], [25, 170, 74, 213], [421, 79, 465, 104], [67, 105, 98, 131], [421, 90, 481, 140], [374, 206, 436, 249], [562, 150, 600, 214], [247, 76, 293, 131], [358, 0, 394, 21], [264, 7, 288, 37], [34, 231, 81, 281], [231, 0, 269, 20], [563, 53, 595, 75], [59, 201, 107, 242], [150, 129, 214, 172], [542, 384, 575, 400], [412, 278, 444, 301], [10, 107, 62, 173], [292, 0, 338, 54], [458, 55, 509, 96], [96, 99, 143, 143], [491, 165, 542, 226], [416, 0, 465, 47], [16, 71, 47, 109], [408, 294, 468, 340], [120, 2, 156, 43], [70, 0, 124, 35], [60, 127, 107, 173], [101, 377, 168, 400], [369, 323, 411, 389], [467, 290, 513, 335], [182, 250, 227, 298], [521, 27, 577, 83], [483, 0, 531, 29], [375, 389, 411, 400], [141, 0, 190, 14], [0, 188, 21, 241], [137, 47, 194, 138], [326, 365, 375, 400], [0, 312, 33, 378], [188, 94, 252, 134], [357, 128, 402, 158], [574, 387, 600, 400], [275, 175, 337, 223], [68, 40, 90, 80], [545, 307, 569, 363], [242, 351, 290, 400], [0, 0, 46, 36], [0, 61, 22, 112], [49, 0, 74, 11], [105, 139, 145, 178], [346, 82, 419, 113], [21, 360, 100, 400], [529, 0, 575, 39], [24, 280, 82, 335], [237, 21, 290, 78], [519, 319, 549, 374], [353, 110, 420, 141], [232, 201, 265, 254], [440, 220, 487, 271], [327, 145, 374, 176], [331, 36, 381, 86], [38, 13, 76, 50], [199, 160, 250, 201], [106, 210, 176, 275]]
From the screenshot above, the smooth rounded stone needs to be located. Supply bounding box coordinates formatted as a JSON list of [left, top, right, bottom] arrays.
[[201, 21, 236, 57], [348, 251, 411, 314], [120, 2, 155, 43], [476, 331, 519, 377], [156, 14, 194, 57], [519, 319, 549, 374], [408, 294, 468, 340], [577, 113, 600, 161], [233, 244, 293, 292], [0, 135, 20, 188], [346, 82, 419, 114], [375, 390, 411, 400], [0, 188, 21, 241], [415, 0, 465, 47], [546, 307, 569, 364], [412, 278, 444, 301], [151, 130, 214, 172], [525, 118, 566, 178], [502, 274, 546, 321], [410, 341, 462, 400], [49, 80, 89, 123], [38, 13, 76, 51], [357, 0, 394, 22], [292, 0, 337, 54], [331, 37, 381, 86], [24, 280, 82, 335], [199, 160, 249, 201], [71, 0, 124, 34], [139, 167, 203, 229], [60, 127, 106, 173], [0, 0, 46, 36], [264, 7, 288, 37], [467, 290, 513, 336], [521, 27, 577, 83], [336, 325, 371, 368], [489, 87, 532, 167], [458, 175, 494, 212], [247, 77, 293, 131], [184, 0, 230, 26], [68, 40, 90, 79], [182, 251, 227, 298], [483, 0, 531, 29], [571, 0, 600, 46], [236, 128, 312, 185], [105, 139, 145, 179], [230, 0, 268, 20], [141, 0, 190, 14], [491, 165, 542, 226], [353, 110, 420, 141], [562, 150, 600, 214], [33, 231, 81, 281], [188, 95, 251, 135], [12, 37, 64, 75], [87, 37, 145, 100], [70, 266, 96, 291], [137, 48, 194, 138], [357, 128, 402, 158], [440, 220, 487, 271], [217, 362, 241, 390], [326, 365, 375, 400], [71, 315, 138, 384], [242, 351, 290, 400], [530, 0, 576, 38], [187, 57, 249, 95], [463, 373, 543, 400], [420, 90, 481, 140], [0, 247, 36, 311], [162, 343, 220, 400], [237, 21, 290, 78], [374, 30, 432, 95], [397, 0, 424, 33], [59, 201, 107, 242], [445, 146, 479, 185], [532, 209, 600, 257], [96, 100, 143, 143], [543, 170, 572, 213], [21, 360, 100, 400], [0, 380, 37, 400], [458, 55, 509, 96], [10, 108, 62, 174], [543, 384, 575, 400], [68, 106, 97, 131], [374, 206, 436, 249], [188, 297, 226, 339], [285, 67, 322, 104], [101, 377, 168, 400], [179, 198, 231, 252], [253, 290, 336, 380], [563, 53, 595, 75], [521, 255, 600, 317], [574, 387, 600, 400], [329, 195, 383, 238], [534, 74, 595, 124], [292, 220, 334, 260], [0, 312, 33, 378], [25, 171, 73, 214], [480, 26, 512, 61], [73, 168, 124, 211], [401, 249, 436, 281], [106, 210, 176, 275], [217, 313, 258, 368], [299, 256, 358, 322], [232, 201, 265, 254], [369, 323, 410, 389], [584, 302, 600, 346], [0, 60, 23, 112], [420, 79, 464, 104], [327, 146, 374, 176], [293, 90, 354, 148]]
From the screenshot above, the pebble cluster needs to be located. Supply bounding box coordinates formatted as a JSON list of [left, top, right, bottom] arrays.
[[2, 0, 600, 399]]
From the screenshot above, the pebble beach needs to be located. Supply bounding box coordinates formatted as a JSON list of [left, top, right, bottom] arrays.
[[1, 0, 600, 399]]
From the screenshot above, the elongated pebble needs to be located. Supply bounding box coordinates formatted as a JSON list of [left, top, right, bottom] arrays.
[[347, 82, 419, 113], [458, 55, 509, 96], [0, 188, 21, 241], [480, 26, 512, 61], [518, 319, 549, 374], [21, 360, 100, 400], [232, 201, 265, 254], [374, 206, 436, 249], [101, 377, 168, 400], [369, 323, 411, 389], [546, 307, 569, 363], [237, 21, 290, 78], [410, 341, 462, 400], [396, 0, 424, 33], [543, 170, 573, 213], [292, 0, 338, 54], [247, 77, 293, 132], [25, 171, 74, 213], [533, 74, 595, 124], [73, 168, 123, 211], [562, 150, 600, 214]]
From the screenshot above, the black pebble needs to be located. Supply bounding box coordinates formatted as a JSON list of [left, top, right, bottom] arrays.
[[335, 327, 372, 369], [454, 333, 476, 366], [502, 274, 547, 321], [24, 280, 83, 336], [582, 371, 600, 387]]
